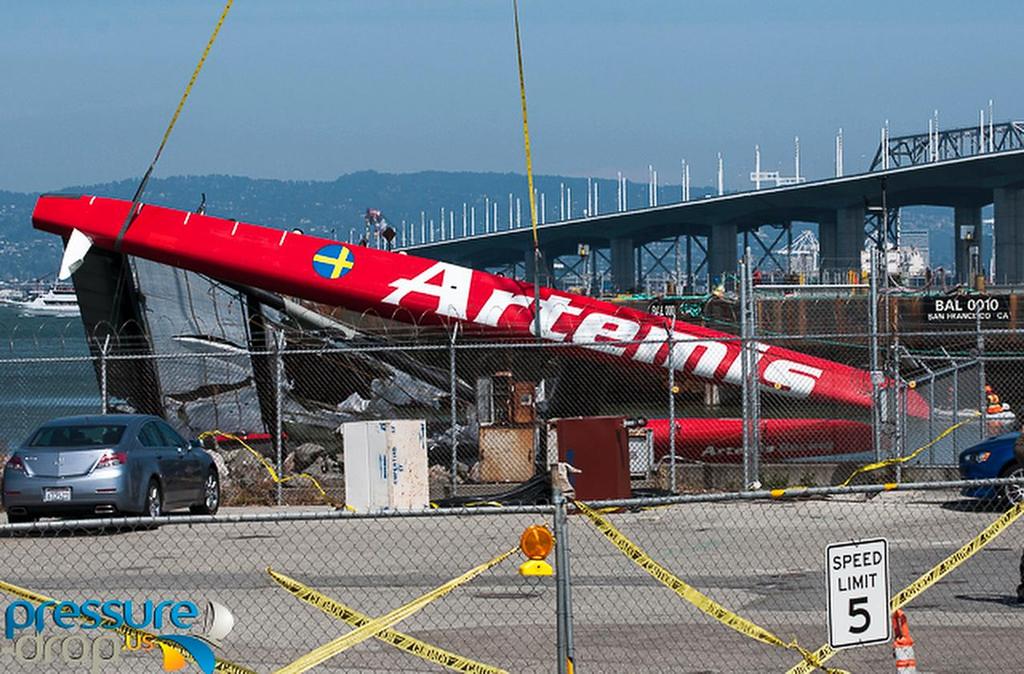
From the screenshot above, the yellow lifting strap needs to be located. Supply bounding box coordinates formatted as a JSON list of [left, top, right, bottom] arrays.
[[512, 0, 539, 249], [115, 0, 234, 249]]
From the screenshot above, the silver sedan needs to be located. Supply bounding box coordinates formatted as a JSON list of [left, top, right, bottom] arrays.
[[2, 414, 220, 523]]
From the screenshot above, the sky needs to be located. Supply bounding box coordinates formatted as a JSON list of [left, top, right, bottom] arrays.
[[2, 0, 1023, 193]]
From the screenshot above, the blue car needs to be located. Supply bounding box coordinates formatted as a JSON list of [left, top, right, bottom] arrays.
[[959, 431, 1024, 504], [2, 414, 220, 523]]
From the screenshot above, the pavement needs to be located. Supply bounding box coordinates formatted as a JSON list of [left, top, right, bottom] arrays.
[[0, 490, 1020, 673]]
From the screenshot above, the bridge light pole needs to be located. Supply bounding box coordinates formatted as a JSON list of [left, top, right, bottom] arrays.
[[881, 121, 890, 170], [717, 153, 724, 196], [835, 128, 844, 177], [989, 99, 995, 152]]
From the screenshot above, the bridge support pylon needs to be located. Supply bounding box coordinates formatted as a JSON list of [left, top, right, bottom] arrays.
[[994, 187, 1024, 284], [708, 224, 737, 285], [610, 238, 635, 292], [819, 206, 863, 277], [954, 205, 983, 284]]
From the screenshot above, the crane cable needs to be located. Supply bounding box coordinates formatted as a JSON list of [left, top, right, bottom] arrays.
[[114, 0, 235, 250], [512, 0, 538, 248], [512, 0, 544, 341]]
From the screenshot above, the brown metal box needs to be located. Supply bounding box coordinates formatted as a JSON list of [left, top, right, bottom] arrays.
[[548, 416, 631, 500], [479, 425, 536, 482], [511, 382, 536, 423]]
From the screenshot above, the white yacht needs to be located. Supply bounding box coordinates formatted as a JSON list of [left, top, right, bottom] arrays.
[[7, 285, 80, 317]]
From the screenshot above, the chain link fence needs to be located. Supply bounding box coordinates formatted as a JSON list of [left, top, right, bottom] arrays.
[[0, 481, 1023, 672], [0, 305, 1021, 501], [570, 482, 1024, 673], [2, 269, 1024, 670], [0, 506, 555, 673]]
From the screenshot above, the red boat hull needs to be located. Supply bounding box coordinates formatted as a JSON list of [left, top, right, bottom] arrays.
[[647, 417, 876, 462], [32, 194, 929, 417]]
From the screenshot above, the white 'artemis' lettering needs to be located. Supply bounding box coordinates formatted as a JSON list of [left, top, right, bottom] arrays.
[[536, 296, 583, 341], [381, 262, 473, 320], [667, 338, 729, 379], [762, 360, 823, 398], [473, 289, 533, 327], [573, 313, 641, 356]]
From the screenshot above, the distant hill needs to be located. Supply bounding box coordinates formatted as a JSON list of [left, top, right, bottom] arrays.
[[0, 190, 64, 282], [1, 171, 684, 281], [0, 171, 959, 281]]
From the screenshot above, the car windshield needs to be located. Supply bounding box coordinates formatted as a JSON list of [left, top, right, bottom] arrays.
[[29, 424, 127, 448]]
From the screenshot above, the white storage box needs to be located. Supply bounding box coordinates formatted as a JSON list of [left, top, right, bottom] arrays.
[[627, 428, 654, 477], [342, 420, 428, 511]]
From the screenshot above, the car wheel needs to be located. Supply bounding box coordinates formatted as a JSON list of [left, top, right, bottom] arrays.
[[190, 471, 220, 516], [5, 511, 34, 525], [144, 479, 163, 518], [1000, 460, 1024, 505]]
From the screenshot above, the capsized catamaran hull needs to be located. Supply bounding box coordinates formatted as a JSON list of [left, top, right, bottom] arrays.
[[33, 194, 929, 417]]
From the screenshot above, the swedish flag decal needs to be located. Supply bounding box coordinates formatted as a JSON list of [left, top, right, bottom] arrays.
[[312, 244, 355, 280]]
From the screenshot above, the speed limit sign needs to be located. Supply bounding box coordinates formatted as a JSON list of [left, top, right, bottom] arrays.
[[826, 538, 891, 649]]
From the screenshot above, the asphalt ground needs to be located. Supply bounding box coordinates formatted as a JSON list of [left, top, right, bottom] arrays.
[[0, 489, 1020, 673]]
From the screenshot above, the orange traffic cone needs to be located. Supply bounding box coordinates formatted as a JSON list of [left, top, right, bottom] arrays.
[[892, 609, 917, 673]]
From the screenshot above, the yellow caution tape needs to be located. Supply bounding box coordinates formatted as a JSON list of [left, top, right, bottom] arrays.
[[267, 568, 507, 674], [0, 578, 256, 674], [834, 412, 981, 488], [892, 500, 1024, 606], [786, 499, 1024, 674], [273, 547, 517, 674], [199, 430, 353, 511], [574, 501, 847, 674], [765, 412, 982, 500], [426, 501, 507, 509]]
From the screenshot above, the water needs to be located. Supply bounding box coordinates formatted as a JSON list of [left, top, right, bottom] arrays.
[[0, 306, 100, 451]]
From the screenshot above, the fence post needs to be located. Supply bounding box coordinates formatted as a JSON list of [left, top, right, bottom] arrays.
[[952, 362, 960, 457], [750, 260, 761, 475], [668, 316, 676, 492], [921, 362, 935, 463], [273, 332, 284, 507], [892, 336, 903, 474], [977, 309, 986, 441], [449, 325, 459, 496], [893, 362, 904, 483], [868, 247, 884, 462], [552, 484, 574, 674], [739, 250, 759, 489], [98, 335, 110, 415], [900, 376, 908, 464], [740, 256, 750, 488]]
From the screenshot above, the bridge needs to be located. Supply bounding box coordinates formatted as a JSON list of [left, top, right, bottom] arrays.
[[399, 121, 1024, 291]]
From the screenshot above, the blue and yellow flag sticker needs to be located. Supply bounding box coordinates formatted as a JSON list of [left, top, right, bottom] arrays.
[[312, 244, 355, 280]]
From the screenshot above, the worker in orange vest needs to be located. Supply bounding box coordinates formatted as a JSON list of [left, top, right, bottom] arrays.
[[985, 385, 1004, 415]]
